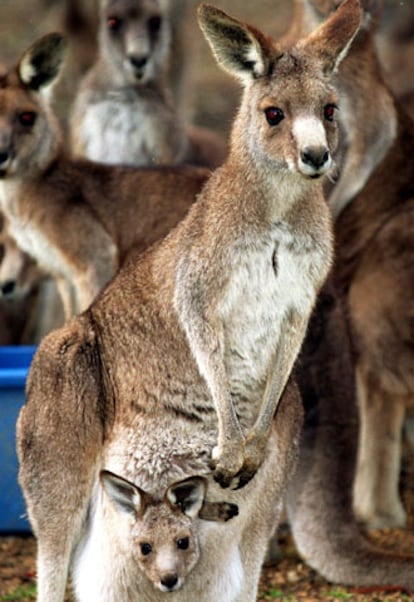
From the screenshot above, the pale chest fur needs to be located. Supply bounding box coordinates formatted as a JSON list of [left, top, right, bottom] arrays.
[[219, 220, 331, 406], [0, 182, 69, 277], [76, 94, 186, 166]]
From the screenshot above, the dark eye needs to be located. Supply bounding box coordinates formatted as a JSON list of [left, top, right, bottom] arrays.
[[140, 543, 152, 556], [324, 104, 337, 122], [176, 537, 189, 550], [107, 16, 122, 32], [18, 112, 36, 127], [148, 15, 162, 34], [264, 106, 284, 126]]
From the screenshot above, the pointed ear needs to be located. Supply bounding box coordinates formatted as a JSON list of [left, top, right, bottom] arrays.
[[100, 470, 148, 516], [166, 477, 207, 518], [18, 33, 66, 92], [298, 0, 362, 76], [197, 4, 272, 81]]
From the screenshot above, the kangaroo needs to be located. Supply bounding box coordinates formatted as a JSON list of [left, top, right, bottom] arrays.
[[0, 32, 209, 319], [300, 0, 414, 533], [333, 100, 414, 530], [70, 0, 227, 169], [283, 0, 396, 218], [17, 2, 361, 600], [287, 277, 414, 588], [71, 403, 301, 601]]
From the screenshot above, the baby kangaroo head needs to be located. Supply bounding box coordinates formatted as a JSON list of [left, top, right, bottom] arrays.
[[101, 473, 205, 593], [101, 471, 238, 592], [99, 0, 170, 84], [0, 33, 65, 179], [198, 0, 362, 180]]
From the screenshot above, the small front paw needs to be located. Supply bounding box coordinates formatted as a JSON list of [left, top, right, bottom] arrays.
[[211, 445, 245, 489]]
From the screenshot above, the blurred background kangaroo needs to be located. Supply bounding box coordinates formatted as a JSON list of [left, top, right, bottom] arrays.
[[0, 33, 209, 319], [2, 0, 414, 599], [70, 0, 227, 168]]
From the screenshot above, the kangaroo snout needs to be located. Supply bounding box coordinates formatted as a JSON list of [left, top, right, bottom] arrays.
[[0, 149, 10, 175], [0, 279, 16, 297], [159, 573, 180, 592], [300, 146, 331, 176], [129, 54, 149, 77]]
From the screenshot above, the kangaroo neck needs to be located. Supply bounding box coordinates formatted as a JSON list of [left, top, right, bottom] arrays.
[[223, 146, 316, 222]]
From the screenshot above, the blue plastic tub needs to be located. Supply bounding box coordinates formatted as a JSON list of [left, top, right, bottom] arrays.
[[0, 346, 36, 533]]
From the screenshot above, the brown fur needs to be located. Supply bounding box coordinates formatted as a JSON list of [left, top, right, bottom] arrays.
[[334, 106, 414, 529], [283, 0, 396, 218], [0, 33, 209, 318], [16, 3, 365, 599], [287, 277, 414, 587]]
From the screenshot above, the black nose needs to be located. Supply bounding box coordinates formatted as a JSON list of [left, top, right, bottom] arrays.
[[301, 147, 329, 169], [161, 574, 178, 590], [0, 151, 9, 165], [1, 280, 16, 296], [129, 55, 148, 70]]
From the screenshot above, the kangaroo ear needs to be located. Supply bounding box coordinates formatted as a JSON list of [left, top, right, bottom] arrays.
[[197, 4, 272, 81], [166, 477, 207, 518], [100, 470, 148, 516], [298, 0, 362, 76], [18, 33, 66, 92]]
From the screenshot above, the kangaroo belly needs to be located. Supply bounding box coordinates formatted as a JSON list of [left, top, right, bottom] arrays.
[[220, 228, 327, 418]]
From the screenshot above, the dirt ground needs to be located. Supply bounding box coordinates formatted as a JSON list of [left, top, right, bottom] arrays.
[[1, 0, 414, 600]]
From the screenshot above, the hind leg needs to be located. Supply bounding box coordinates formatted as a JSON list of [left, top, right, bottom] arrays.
[[353, 365, 406, 529], [16, 317, 104, 601]]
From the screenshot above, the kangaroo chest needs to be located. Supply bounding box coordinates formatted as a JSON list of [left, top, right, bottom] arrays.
[[218, 222, 327, 403], [79, 94, 182, 166]]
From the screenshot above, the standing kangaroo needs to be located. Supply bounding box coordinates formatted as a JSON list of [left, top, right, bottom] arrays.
[[17, 1, 361, 600], [334, 102, 414, 529], [0, 32, 208, 319], [300, 0, 414, 532], [70, 0, 227, 169]]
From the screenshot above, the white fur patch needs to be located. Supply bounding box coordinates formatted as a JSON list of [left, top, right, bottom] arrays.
[[293, 115, 331, 176], [19, 59, 37, 86], [293, 115, 327, 151], [216, 222, 328, 425]]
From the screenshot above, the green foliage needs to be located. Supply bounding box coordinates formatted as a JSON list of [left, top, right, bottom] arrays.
[[0, 584, 37, 601], [264, 589, 297, 601], [327, 589, 353, 600]]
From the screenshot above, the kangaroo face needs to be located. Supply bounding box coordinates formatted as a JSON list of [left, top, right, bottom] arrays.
[[100, 0, 170, 84], [101, 472, 236, 593], [239, 55, 339, 180], [199, 1, 361, 184], [133, 503, 199, 593], [0, 33, 65, 179], [0, 81, 55, 179]]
